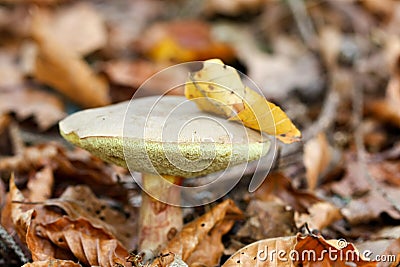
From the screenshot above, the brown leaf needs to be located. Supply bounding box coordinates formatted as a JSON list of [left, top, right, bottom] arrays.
[[254, 172, 320, 213], [204, 0, 266, 16], [34, 216, 130, 267], [45, 2, 107, 55], [223, 234, 376, 267], [303, 133, 332, 191], [27, 166, 54, 202], [9, 174, 35, 243], [380, 239, 400, 267], [0, 88, 66, 130], [237, 199, 295, 241], [44, 185, 137, 249], [22, 259, 82, 267], [295, 202, 342, 231], [0, 48, 24, 88], [31, 9, 110, 108], [150, 199, 243, 266]]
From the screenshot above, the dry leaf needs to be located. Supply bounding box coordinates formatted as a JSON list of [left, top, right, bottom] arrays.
[[185, 59, 301, 143], [45, 2, 107, 55], [22, 260, 82, 267], [303, 133, 332, 191], [27, 166, 54, 202], [150, 199, 243, 266], [204, 0, 266, 16], [31, 10, 110, 108], [295, 202, 342, 231], [223, 234, 375, 267], [137, 21, 235, 63], [237, 199, 295, 241], [33, 216, 130, 267], [0, 88, 66, 130], [380, 239, 400, 267], [44, 185, 137, 249], [254, 172, 320, 213], [9, 175, 35, 243]]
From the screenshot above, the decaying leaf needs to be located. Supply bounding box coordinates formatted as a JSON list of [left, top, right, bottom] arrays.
[[31, 9, 110, 108], [0, 88, 66, 130], [149, 199, 243, 267], [32, 216, 130, 267], [185, 59, 301, 143], [223, 233, 376, 267], [43, 185, 137, 249], [22, 260, 82, 267]]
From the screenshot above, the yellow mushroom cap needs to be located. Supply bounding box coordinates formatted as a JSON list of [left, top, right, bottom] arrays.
[[59, 96, 270, 178]]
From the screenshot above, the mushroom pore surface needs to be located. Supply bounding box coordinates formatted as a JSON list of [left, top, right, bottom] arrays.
[[59, 96, 270, 178]]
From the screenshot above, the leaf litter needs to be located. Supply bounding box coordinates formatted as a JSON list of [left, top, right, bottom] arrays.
[[1, 1, 400, 266]]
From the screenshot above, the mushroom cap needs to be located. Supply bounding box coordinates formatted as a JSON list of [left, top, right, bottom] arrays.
[[59, 96, 270, 178]]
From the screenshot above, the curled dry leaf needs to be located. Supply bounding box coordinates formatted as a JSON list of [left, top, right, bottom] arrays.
[[223, 233, 376, 267], [22, 259, 82, 267], [9, 175, 35, 243], [149, 199, 243, 267], [33, 217, 130, 267], [44, 185, 137, 249], [31, 9, 110, 108], [0, 88, 66, 130]]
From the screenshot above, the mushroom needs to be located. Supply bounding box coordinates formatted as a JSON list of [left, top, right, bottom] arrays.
[[59, 95, 270, 251]]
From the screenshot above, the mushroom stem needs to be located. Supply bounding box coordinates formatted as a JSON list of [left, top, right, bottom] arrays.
[[138, 173, 183, 251]]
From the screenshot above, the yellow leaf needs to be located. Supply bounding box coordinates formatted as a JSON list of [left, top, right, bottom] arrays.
[[185, 59, 301, 143]]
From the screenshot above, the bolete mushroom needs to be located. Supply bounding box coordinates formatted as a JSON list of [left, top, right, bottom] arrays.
[[59, 95, 270, 251]]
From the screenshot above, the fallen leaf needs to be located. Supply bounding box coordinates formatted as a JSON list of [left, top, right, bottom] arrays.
[[27, 166, 54, 202], [31, 9, 110, 108], [185, 59, 301, 143], [303, 133, 332, 191], [0, 48, 24, 88], [9, 174, 35, 243], [45, 2, 107, 55], [149, 199, 243, 266], [254, 172, 320, 213], [295, 202, 342, 231], [44, 185, 137, 249], [32, 216, 130, 267], [380, 239, 400, 267], [0, 88, 66, 130], [204, 0, 266, 16], [237, 199, 295, 241], [223, 233, 376, 266], [136, 21, 235, 63], [22, 260, 82, 267]]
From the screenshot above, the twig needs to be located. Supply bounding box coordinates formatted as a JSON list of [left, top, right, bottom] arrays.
[[286, 0, 317, 48], [0, 224, 29, 264]]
